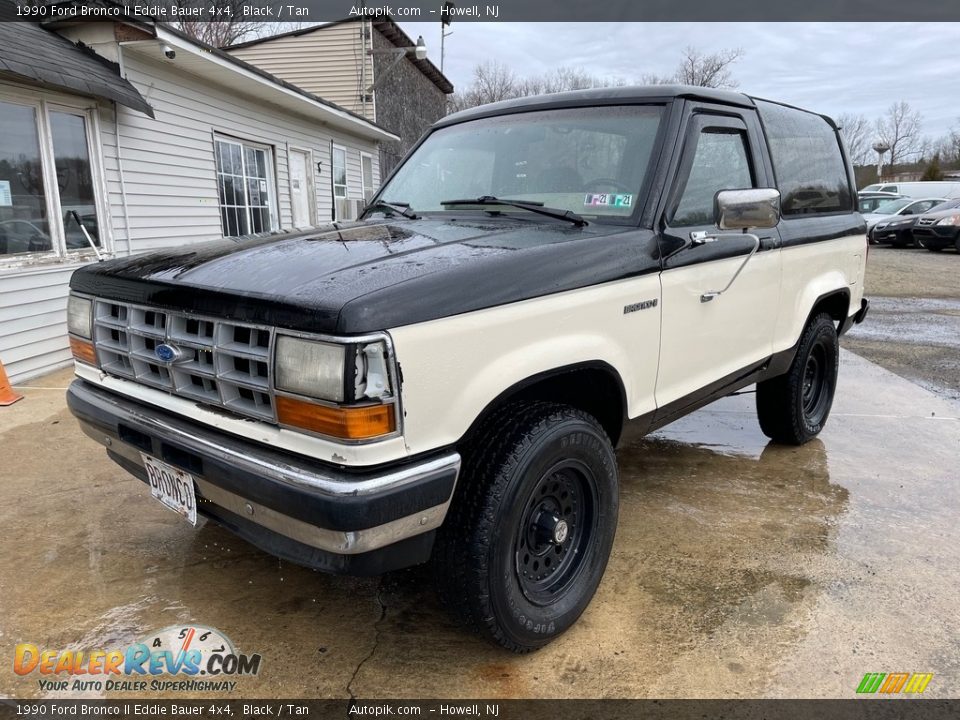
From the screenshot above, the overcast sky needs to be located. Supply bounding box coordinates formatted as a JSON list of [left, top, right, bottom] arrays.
[[399, 22, 960, 141]]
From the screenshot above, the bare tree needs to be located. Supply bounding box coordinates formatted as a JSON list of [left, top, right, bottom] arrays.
[[836, 113, 872, 166], [449, 63, 621, 112], [172, 0, 274, 48], [875, 101, 923, 166], [641, 46, 742, 88], [672, 46, 743, 88], [449, 61, 519, 112]]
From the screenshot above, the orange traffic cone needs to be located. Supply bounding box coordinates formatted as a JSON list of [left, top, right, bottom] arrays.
[[0, 358, 23, 406]]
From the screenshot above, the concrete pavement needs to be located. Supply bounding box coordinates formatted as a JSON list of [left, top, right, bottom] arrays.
[[1, 351, 957, 699]]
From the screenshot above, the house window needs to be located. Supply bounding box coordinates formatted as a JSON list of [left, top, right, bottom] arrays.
[[215, 137, 276, 237], [332, 145, 347, 198], [360, 151, 374, 201], [0, 97, 103, 261]]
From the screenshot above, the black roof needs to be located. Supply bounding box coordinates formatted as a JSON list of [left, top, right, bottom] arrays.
[[0, 1, 153, 116], [436, 85, 757, 127]]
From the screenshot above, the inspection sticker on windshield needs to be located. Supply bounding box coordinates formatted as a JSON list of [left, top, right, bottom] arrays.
[[584, 193, 632, 208]]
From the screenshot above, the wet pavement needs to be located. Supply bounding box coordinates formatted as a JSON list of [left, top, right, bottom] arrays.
[[1, 352, 958, 699]]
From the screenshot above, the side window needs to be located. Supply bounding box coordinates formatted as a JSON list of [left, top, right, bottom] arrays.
[[757, 100, 853, 216], [671, 128, 754, 227]]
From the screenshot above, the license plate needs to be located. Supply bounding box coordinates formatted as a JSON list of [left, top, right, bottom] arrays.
[[141, 453, 198, 526]]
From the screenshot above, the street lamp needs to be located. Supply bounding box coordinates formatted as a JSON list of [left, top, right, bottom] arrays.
[[365, 36, 428, 95], [873, 141, 890, 182]]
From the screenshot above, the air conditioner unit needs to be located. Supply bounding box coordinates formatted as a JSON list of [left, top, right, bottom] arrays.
[[336, 198, 366, 221]]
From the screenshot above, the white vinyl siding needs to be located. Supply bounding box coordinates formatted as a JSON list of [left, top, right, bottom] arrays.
[[0, 48, 382, 383], [0, 263, 86, 381], [228, 22, 375, 120], [101, 51, 380, 250]]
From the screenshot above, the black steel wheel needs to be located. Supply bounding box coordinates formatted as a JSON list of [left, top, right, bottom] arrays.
[[515, 460, 598, 605], [757, 313, 839, 445], [434, 402, 618, 652]]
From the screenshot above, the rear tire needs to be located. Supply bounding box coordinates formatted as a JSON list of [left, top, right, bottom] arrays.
[[434, 402, 619, 652], [756, 313, 839, 445]]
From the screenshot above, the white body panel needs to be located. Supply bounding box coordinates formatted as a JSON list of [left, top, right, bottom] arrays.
[[656, 249, 781, 406], [388, 274, 662, 457]]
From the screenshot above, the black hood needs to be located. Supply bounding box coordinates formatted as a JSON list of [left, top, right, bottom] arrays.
[[70, 217, 660, 334]]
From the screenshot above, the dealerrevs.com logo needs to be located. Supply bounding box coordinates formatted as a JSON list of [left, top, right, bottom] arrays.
[[14, 625, 262, 693]]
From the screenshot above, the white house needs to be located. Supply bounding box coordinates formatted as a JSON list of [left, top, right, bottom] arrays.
[[0, 5, 396, 383]]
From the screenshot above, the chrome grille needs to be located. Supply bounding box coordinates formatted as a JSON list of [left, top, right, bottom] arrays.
[[92, 299, 275, 422], [917, 217, 936, 226]]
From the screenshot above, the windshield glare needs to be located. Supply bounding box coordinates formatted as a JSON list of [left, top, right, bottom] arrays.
[[377, 105, 664, 222], [873, 198, 912, 215]]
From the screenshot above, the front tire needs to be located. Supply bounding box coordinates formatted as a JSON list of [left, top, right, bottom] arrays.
[[756, 313, 839, 445], [434, 402, 619, 652]]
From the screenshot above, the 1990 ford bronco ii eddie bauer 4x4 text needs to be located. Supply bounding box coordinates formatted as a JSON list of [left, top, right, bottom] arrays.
[[67, 86, 869, 652]]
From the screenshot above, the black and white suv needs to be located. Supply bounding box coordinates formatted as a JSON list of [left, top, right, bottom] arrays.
[[66, 86, 869, 652]]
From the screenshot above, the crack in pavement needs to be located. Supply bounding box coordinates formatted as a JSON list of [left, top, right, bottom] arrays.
[[347, 580, 388, 701]]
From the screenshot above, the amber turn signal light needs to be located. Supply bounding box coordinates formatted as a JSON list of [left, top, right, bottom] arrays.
[[70, 337, 97, 365], [276, 396, 396, 440]]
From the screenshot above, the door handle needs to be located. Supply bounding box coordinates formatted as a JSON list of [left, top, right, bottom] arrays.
[[758, 236, 781, 251]]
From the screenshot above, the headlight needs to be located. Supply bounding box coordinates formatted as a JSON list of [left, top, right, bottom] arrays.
[[936, 215, 960, 226], [275, 336, 346, 402], [274, 335, 398, 441], [67, 295, 92, 339]]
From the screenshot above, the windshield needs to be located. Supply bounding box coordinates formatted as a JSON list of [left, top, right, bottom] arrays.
[[376, 105, 664, 223], [928, 199, 960, 213], [872, 198, 913, 215]]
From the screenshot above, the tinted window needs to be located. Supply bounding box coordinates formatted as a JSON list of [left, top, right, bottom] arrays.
[[671, 128, 754, 227], [757, 100, 852, 216]]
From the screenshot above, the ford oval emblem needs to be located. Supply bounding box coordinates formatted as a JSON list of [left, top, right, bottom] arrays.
[[154, 343, 182, 364]]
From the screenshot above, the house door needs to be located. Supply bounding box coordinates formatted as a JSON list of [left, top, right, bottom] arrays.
[[289, 149, 314, 227]]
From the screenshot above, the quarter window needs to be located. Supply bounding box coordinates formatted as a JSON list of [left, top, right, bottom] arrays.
[[671, 128, 754, 227], [215, 138, 275, 237], [756, 100, 853, 216], [332, 145, 347, 198]]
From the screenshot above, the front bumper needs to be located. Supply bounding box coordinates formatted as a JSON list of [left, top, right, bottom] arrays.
[[913, 226, 958, 248], [67, 379, 460, 575]]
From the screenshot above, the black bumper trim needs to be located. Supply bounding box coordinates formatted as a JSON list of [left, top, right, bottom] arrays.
[[67, 379, 458, 533]]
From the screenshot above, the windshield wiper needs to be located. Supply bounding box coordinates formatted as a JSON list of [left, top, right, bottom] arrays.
[[362, 199, 419, 220], [440, 196, 587, 227]]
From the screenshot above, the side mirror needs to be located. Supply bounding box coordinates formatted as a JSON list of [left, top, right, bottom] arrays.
[[714, 188, 781, 231]]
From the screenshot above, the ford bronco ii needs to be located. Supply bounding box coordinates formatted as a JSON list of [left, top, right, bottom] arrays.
[[67, 86, 869, 652]]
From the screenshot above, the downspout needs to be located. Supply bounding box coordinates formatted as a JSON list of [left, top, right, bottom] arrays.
[[115, 44, 133, 255]]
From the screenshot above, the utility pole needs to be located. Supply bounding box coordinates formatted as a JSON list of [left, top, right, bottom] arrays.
[[441, 1, 454, 72]]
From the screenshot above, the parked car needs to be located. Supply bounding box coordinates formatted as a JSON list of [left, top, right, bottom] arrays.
[[65, 86, 869, 651], [858, 191, 903, 214], [872, 198, 960, 247], [863, 197, 947, 242], [912, 202, 960, 252], [861, 181, 960, 198]]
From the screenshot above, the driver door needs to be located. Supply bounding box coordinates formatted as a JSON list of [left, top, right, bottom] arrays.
[[654, 108, 782, 413]]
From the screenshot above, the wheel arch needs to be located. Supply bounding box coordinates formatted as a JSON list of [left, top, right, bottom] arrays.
[[459, 361, 628, 449]]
